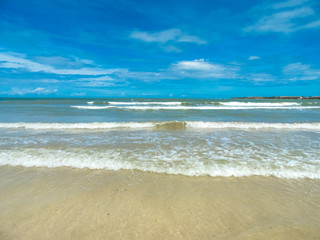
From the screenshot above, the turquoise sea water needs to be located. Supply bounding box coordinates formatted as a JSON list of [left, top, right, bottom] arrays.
[[0, 98, 319, 178]]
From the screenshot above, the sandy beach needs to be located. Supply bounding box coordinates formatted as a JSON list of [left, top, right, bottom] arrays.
[[1, 165, 319, 240]]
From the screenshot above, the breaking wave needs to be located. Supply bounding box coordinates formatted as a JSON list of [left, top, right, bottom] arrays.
[[219, 102, 300, 106], [1, 148, 318, 179], [71, 105, 320, 110], [0, 121, 319, 130]]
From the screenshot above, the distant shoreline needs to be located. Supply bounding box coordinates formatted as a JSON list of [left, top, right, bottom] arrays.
[[232, 96, 320, 99]]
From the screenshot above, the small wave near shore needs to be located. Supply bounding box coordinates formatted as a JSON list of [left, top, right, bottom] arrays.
[[0, 121, 320, 130]]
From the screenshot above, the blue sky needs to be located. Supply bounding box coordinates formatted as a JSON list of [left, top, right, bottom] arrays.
[[0, 0, 320, 98]]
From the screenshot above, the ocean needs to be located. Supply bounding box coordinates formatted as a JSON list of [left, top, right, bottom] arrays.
[[1, 97, 320, 239], [0, 98, 319, 179]]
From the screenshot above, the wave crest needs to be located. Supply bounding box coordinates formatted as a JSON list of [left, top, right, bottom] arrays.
[[0, 121, 319, 130], [71, 105, 320, 110]]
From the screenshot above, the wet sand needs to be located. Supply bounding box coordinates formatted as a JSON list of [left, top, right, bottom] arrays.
[[0, 166, 320, 240]]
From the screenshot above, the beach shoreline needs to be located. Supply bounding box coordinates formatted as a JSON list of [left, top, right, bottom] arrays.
[[1, 166, 319, 240]]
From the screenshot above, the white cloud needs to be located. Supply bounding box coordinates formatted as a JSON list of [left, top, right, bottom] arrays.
[[170, 59, 240, 79], [33, 87, 45, 93], [0, 62, 26, 69], [283, 62, 320, 80], [248, 56, 261, 60], [172, 59, 223, 71], [130, 28, 181, 43], [130, 28, 206, 46], [0, 53, 120, 76]]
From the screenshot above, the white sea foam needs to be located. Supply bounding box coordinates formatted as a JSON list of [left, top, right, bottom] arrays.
[[1, 121, 319, 179], [0, 122, 155, 129], [85, 101, 302, 107], [0, 149, 319, 179], [72, 106, 113, 109], [219, 102, 301, 106], [0, 121, 319, 130], [71, 105, 320, 110], [108, 101, 182, 105], [185, 121, 320, 130]]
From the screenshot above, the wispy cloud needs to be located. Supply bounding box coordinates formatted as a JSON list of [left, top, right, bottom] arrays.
[[113, 69, 169, 82], [245, 0, 320, 34], [0, 52, 239, 85], [108, 59, 240, 81], [3, 51, 317, 91], [70, 92, 87, 97], [130, 28, 180, 43], [248, 56, 261, 60], [0, 53, 120, 76], [176, 35, 207, 44], [74, 76, 128, 87], [302, 20, 320, 28], [246, 73, 277, 82], [34, 56, 96, 68], [283, 62, 320, 80], [3, 87, 58, 96], [129, 28, 206, 52], [273, 0, 309, 9], [162, 45, 182, 53]]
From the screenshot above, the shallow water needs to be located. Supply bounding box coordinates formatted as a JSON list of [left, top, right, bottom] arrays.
[[0, 98, 319, 179], [0, 127, 319, 178]]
